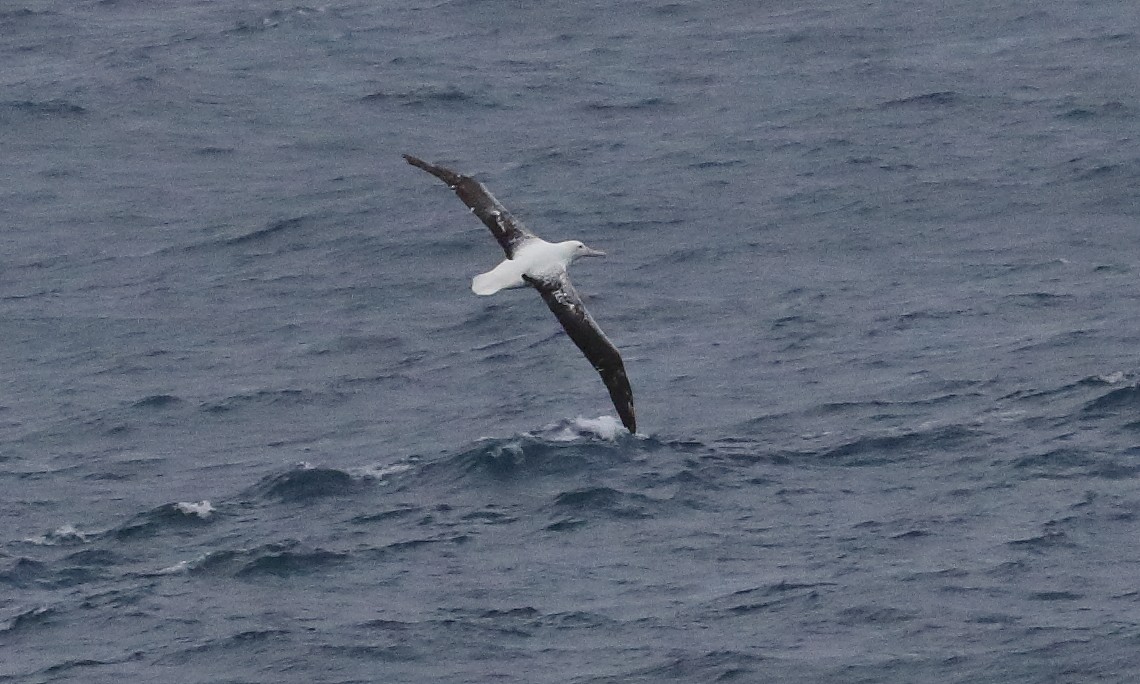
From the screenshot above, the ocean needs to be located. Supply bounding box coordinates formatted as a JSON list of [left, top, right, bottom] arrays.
[[3, 1, 1139, 681]]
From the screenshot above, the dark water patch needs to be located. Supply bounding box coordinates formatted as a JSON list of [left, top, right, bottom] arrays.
[[986, 559, 1031, 578], [837, 604, 916, 625], [891, 529, 932, 540], [893, 307, 969, 327], [42, 657, 125, 676], [1001, 374, 1126, 403], [1013, 448, 1096, 479], [1057, 100, 1132, 121], [194, 146, 236, 156], [1082, 383, 1140, 416], [538, 610, 617, 629], [550, 486, 657, 520], [1068, 159, 1137, 182], [130, 393, 185, 410], [1088, 459, 1140, 480], [7, 559, 109, 590], [361, 85, 496, 108], [546, 517, 588, 531], [112, 502, 215, 540], [459, 508, 518, 525], [62, 548, 121, 567], [1028, 590, 1083, 601], [189, 541, 347, 578], [312, 333, 404, 355], [1011, 450, 1139, 481], [969, 612, 1020, 625], [1003, 291, 1072, 308], [0, 557, 50, 587], [708, 581, 832, 617], [0, 99, 86, 117], [881, 91, 961, 108], [378, 534, 471, 554], [252, 466, 361, 502], [1007, 531, 1072, 550], [585, 650, 767, 683], [314, 642, 423, 663], [816, 425, 977, 465], [3, 606, 58, 634], [902, 567, 970, 583], [232, 628, 292, 642], [690, 157, 744, 170], [585, 96, 673, 111], [0, 8, 58, 20], [478, 606, 539, 619], [154, 628, 293, 667], [361, 617, 413, 630], [201, 387, 343, 414], [226, 7, 326, 34], [442, 606, 538, 638], [223, 216, 307, 246], [349, 504, 423, 525]]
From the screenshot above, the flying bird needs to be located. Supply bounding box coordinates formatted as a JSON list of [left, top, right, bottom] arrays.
[[403, 154, 636, 433]]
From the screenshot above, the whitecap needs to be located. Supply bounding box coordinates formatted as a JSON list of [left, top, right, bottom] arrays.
[[549, 415, 624, 442], [24, 524, 91, 546], [156, 559, 194, 575], [354, 462, 415, 482], [1098, 371, 1127, 384], [175, 500, 215, 519]]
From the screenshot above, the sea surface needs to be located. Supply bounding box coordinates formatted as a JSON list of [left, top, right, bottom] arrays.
[[3, 1, 1139, 682]]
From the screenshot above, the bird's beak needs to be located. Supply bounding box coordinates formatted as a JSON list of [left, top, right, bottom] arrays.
[[583, 247, 606, 257]]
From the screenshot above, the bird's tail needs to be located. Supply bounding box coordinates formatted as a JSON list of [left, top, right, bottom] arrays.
[[471, 260, 523, 295]]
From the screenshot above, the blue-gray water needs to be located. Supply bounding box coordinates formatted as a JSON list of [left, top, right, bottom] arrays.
[[3, 1, 1139, 682]]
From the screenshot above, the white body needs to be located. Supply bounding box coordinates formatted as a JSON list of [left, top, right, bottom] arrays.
[[472, 239, 603, 295]]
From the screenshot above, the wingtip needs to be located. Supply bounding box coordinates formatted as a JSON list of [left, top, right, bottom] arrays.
[[619, 404, 637, 434], [403, 154, 463, 188]]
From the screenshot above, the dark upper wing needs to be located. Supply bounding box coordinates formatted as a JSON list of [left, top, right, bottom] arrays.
[[403, 154, 534, 258], [523, 271, 636, 433]]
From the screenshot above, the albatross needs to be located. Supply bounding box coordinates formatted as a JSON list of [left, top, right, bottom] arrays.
[[403, 154, 637, 434]]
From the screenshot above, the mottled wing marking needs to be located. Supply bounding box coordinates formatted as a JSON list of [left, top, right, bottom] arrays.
[[403, 154, 534, 258], [524, 271, 637, 433]]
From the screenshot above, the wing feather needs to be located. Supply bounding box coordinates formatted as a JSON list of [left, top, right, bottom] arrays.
[[403, 154, 534, 258], [524, 272, 636, 433]]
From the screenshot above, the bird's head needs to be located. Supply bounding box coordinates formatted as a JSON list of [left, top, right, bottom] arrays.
[[563, 240, 606, 261]]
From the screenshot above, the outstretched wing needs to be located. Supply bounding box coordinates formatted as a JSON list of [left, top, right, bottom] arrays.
[[403, 154, 535, 258], [524, 271, 636, 433]]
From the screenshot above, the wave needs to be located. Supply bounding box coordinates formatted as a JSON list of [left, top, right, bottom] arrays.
[[112, 501, 216, 540], [548, 486, 661, 523], [583, 649, 768, 683], [360, 85, 499, 108], [180, 540, 348, 578], [814, 424, 978, 465], [419, 426, 636, 483], [130, 393, 187, 410], [585, 96, 675, 111], [1082, 382, 1140, 416], [200, 387, 346, 415], [249, 465, 363, 502], [0, 99, 86, 117], [1057, 100, 1132, 121], [222, 216, 307, 246], [880, 91, 962, 108], [0, 557, 50, 588], [2, 606, 58, 635]]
